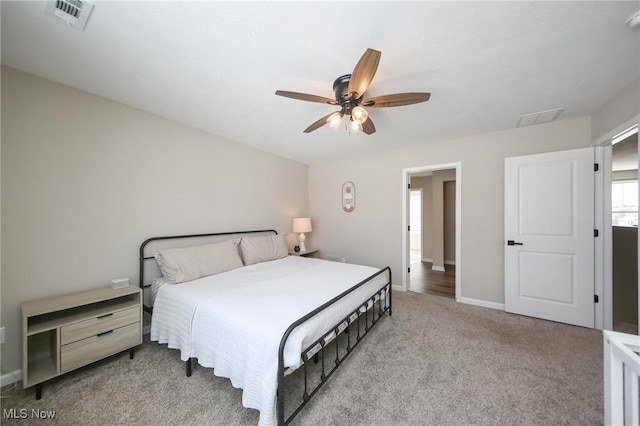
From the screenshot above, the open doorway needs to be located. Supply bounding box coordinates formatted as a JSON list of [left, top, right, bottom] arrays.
[[403, 165, 460, 299]]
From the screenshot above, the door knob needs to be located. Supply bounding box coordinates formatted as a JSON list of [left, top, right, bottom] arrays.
[[507, 240, 523, 246]]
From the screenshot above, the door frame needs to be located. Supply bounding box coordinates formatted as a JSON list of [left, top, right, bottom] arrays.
[[593, 114, 640, 331], [401, 162, 462, 300]]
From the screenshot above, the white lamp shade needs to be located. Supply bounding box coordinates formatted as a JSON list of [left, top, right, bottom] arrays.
[[293, 217, 312, 233]]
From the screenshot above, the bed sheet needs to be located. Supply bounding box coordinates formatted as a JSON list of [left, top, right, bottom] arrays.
[[150, 255, 389, 426]]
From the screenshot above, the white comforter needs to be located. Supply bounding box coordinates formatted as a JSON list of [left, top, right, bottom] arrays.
[[150, 256, 389, 426]]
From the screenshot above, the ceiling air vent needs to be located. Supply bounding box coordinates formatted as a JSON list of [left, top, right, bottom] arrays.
[[516, 107, 565, 128], [45, 0, 94, 31]]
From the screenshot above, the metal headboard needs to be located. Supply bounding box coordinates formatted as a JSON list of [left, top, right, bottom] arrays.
[[139, 229, 277, 310]]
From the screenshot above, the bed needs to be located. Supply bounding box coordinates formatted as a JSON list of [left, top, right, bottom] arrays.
[[139, 229, 392, 425]]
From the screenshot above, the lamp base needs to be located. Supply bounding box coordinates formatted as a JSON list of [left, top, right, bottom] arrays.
[[298, 232, 307, 252]]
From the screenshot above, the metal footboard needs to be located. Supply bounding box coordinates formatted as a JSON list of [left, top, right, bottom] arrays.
[[277, 266, 392, 425]]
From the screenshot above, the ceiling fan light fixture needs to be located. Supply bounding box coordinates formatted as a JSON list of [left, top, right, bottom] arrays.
[[328, 112, 343, 129], [351, 105, 369, 124], [349, 117, 362, 133], [275, 48, 430, 136]]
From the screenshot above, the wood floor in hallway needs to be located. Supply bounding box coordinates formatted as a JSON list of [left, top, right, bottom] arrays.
[[409, 261, 455, 299]]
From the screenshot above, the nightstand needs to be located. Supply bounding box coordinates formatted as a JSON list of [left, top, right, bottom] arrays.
[[21, 286, 142, 399], [289, 248, 319, 258]]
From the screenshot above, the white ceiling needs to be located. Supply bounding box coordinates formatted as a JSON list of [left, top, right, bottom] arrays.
[[2, 1, 639, 165]]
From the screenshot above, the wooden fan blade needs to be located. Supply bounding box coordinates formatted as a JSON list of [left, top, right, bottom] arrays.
[[363, 92, 431, 108], [275, 90, 338, 105], [303, 111, 340, 133], [361, 117, 376, 135], [348, 48, 381, 99]]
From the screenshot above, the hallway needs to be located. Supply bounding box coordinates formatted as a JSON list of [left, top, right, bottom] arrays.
[[409, 260, 455, 299]]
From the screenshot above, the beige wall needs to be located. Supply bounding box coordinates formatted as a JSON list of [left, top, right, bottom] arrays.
[[309, 117, 592, 303], [592, 79, 640, 143], [0, 67, 309, 372]]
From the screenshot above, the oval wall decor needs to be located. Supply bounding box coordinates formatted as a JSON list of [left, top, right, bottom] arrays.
[[342, 181, 355, 212]]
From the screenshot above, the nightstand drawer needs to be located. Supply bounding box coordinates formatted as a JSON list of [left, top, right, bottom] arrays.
[[61, 322, 141, 372], [60, 306, 140, 345]]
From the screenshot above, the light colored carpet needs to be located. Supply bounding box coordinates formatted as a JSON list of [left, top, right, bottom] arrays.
[[1, 291, 603, 425]]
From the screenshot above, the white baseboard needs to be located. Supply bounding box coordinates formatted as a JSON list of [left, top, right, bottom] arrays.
[[392, 284, 406, 292], [431, 265, 446, 272], [1, 369, 21, 387], [458, 297, 505, 311], [419, 258, 456, 266]]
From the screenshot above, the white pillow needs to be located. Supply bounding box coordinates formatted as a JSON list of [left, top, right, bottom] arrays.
[[239, 234, 288, 266], [156, 240, 243, 284]]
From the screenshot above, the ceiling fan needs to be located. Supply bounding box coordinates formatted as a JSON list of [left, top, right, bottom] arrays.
[[275, 48, 430, 135]]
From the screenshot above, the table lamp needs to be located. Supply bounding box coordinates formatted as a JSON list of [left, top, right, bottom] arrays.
[[292, 217, 312, 252]]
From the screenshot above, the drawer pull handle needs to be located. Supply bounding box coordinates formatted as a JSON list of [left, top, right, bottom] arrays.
[[97, 330, 113, 337], [97, 313, 114, 319]]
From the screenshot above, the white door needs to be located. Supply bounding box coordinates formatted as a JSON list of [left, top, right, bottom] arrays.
[[505, 147, 595, 328]]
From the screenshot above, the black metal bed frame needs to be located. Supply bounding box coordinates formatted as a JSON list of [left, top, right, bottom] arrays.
[[277, 266, 391, 424], [139, 229, 392, 425], [139, 229, 276, 312]]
